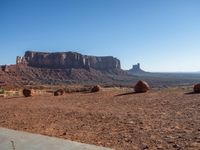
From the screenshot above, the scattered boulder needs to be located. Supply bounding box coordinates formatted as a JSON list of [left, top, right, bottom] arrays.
[[134, 80, 150, 93], [23, 89, 32, 97], [54, 89, 64, 96], [91, 85, 101, 92], [193, 84, 200, 93]]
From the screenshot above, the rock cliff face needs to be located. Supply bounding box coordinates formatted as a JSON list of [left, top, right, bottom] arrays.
[[23, 51, 121, 70]]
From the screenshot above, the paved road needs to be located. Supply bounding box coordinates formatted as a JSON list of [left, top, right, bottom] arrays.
[[0, 128, 113, 150]]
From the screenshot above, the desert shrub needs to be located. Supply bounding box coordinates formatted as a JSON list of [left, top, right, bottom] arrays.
[[0, 88, 4, 94]]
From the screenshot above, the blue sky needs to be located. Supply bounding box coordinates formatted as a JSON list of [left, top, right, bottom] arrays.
[[0, 0, 200, 72]]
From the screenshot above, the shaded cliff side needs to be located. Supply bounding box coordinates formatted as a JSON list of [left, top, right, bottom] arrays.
[[22, 51, 121, 70], [0, 51, 127, 87]]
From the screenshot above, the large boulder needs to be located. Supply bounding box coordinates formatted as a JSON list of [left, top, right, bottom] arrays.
[[54, 89, 64, 96], [194, 84, 200, 93], [23, 89, 32, 97], [134, 80, 150, 93], [91, 85, 101, 92]]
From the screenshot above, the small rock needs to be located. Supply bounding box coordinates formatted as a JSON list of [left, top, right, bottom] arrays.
[[173, 144, 180, 149], [128, 121, 134, 124], [91, 85, 101, 92], [141, 144, 149, 149], [23, 89, 32, 97], [54, 89, 64, 96], [62, 132, 67, 135]]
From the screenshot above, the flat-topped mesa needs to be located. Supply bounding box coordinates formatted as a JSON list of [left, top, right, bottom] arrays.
[[21, 51, 121, 70]]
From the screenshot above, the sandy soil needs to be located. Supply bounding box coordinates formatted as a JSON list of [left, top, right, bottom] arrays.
[[0, 87, 200, 150]]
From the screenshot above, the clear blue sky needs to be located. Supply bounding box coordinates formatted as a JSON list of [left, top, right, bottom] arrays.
[[0, 0, 200, 72]]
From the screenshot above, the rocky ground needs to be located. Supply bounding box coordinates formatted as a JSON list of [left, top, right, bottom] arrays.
[[0, 87, 200, 150], [1, 65, 200, 89]]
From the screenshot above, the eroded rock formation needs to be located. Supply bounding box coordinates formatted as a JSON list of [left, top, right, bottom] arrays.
[[19, 51, 121, 70], [128, 63, 146, 74]]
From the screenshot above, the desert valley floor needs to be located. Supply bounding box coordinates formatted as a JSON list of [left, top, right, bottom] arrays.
[[0, 87, 200, 150]]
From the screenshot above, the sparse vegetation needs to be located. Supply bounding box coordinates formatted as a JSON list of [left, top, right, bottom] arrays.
[[0, 88, 4, 94]]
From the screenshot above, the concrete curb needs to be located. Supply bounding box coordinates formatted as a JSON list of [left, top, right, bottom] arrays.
[[0, 128, 113, 150]]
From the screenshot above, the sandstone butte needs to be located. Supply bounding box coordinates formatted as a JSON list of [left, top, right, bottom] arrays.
[[16, 51, 121, 71]]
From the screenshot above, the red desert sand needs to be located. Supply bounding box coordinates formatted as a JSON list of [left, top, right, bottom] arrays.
[[0, 87, 200, 150]]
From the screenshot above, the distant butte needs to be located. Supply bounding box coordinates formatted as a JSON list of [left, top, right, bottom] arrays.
[[128, 63, 147, 74]]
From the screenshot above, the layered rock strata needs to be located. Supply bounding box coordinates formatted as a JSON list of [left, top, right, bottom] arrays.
[[19, 51, 121, 70]]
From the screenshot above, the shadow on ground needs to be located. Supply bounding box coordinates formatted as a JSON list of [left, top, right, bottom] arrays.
[[115, 92, 142, 97], [185, 92, 200, 95], [5, 96, 25, 99]]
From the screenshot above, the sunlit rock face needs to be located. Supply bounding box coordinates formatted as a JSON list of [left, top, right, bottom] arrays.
[[23, 51, 121, 70]]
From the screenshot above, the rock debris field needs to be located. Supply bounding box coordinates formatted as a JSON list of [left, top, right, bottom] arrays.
[[0, 87, 200, 150]]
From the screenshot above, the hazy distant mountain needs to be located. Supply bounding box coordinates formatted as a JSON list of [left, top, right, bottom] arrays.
[[128, 63, 147, 74]]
